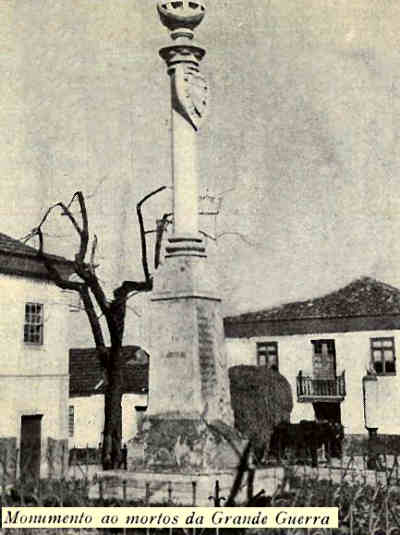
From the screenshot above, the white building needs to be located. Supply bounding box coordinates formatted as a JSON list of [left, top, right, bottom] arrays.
[[224, 277, 400, 437], [0, 232, 72, 479], [69, 346, 148, 449]]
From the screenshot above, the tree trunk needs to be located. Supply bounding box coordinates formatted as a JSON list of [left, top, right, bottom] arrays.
[[102, 346, 123, 470]]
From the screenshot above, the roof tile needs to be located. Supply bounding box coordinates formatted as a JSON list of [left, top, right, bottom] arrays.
[[225, 277, 400, 324], [0, 232, 71, 280], [69, 346, 149, 397]]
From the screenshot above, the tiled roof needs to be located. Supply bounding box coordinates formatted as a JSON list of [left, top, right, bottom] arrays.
[[225, 277, 400, 324], [0, 233, 41, 256], [0, 232, 72, 280], [69, 346, 149, 397]]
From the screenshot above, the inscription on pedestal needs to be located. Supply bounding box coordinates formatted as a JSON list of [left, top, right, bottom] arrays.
[[197, 305, 217, 400], [166, 351, 186, 359]]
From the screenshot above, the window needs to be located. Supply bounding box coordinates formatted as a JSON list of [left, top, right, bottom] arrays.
[[256, 342, 278, 369], [370, 337, 396, 375], [24, 303, 44, 345], [311, 339, 336, 379], [69, 406, 74, 437], [311, 339, 335, 356]]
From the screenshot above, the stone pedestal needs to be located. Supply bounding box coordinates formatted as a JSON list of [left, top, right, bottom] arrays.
[[148, 241, 232, 422], [140, 238, 240, 472]]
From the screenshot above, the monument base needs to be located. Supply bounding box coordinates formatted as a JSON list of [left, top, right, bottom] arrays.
[[144, 415, 245, 472], [127, 414, 246, 473], [123, 235, 251, 504]]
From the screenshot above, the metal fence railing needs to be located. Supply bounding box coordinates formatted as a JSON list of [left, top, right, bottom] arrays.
[[2, 445, 400, 533], [297, 370, 346, 400]]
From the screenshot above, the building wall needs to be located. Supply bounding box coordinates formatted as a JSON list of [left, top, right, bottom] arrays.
[[225, 328, 400, 434], [69, 393, 147, 448], [0, 376, 68, 439], [0, 274, 69, 376], [0, 274, 70, 468]]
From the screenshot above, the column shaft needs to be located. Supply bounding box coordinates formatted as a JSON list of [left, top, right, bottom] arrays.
[[171, 107, 199, 237]]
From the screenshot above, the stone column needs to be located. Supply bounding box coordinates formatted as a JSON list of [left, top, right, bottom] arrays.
[[143, 2, 237, 473], [158, 1, 208, 254]]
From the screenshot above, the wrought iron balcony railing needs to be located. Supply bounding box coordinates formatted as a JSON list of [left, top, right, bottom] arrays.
[[296, 370, 346, 402]]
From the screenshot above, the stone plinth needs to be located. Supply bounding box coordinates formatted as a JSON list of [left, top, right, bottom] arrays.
[[142, 238, 237, 471], [147, 243, 233, 424]]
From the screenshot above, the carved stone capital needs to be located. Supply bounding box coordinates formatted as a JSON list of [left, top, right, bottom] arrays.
[[159, 42, 206, 69]]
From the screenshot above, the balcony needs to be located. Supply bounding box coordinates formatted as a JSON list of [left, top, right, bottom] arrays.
[[296, 370, 346, 402]]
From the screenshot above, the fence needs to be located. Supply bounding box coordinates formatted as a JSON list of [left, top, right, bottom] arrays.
[[2, 445, 400, 533], [69, 446, 101, 466], [297, 371, 346, 400]]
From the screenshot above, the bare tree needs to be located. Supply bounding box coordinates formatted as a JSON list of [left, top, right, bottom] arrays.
[[24, 187, 167, 469], [199, 187, 257, 246]]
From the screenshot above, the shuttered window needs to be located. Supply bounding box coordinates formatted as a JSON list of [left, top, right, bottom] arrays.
[[256, 342, 279, 369], [371, 337, 396, 375]]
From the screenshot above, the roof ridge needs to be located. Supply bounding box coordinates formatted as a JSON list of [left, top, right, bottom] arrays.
[[0, 231, 70, 263], [0, 232, 39, 254], [225, 276, 400, 323]]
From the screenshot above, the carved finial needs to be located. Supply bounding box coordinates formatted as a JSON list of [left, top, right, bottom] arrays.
[[157, 1, 206, 40]]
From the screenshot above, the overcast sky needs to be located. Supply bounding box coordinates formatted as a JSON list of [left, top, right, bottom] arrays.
[[1, 1, 400, 345]]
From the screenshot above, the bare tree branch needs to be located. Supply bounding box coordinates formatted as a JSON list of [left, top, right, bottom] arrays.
[[80, 285, 106, 352], [73, 191, 89, 264], [114, 185, 167, 300], [199, 229, 257, 246], [137, 185, 167, 282], [90, 234, 98, 274], [154, 213, 172, 269], [29, 192, 109, 319], [34, 192, 89, 263], [199, 230, 216, 241], [35, 228, 83, 292], [75, 262, 110, 314], [216, 231, 257, 247], [85, 175, 109, 200], [33, 227, 107, 353]]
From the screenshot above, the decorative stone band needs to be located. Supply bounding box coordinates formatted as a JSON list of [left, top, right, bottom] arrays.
[[166, 236, 206, 257], [159, 44, 206, 76]]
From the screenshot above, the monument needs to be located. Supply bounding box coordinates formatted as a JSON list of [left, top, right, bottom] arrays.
[[95, 3, 284, 504], [144, 0, 239, 472]]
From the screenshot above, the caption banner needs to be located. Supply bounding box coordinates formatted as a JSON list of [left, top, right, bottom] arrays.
[[2, 507, 338, 529]]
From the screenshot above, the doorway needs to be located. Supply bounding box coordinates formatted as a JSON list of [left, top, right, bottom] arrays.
[[313, 402, 341, 423], [20, 415, 42, 482]]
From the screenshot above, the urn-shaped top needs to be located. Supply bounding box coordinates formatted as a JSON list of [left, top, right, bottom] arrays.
[[157, 1, 206, 36]]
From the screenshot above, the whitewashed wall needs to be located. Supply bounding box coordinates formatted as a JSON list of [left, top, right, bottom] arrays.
[[69, 393, 147, 448], [225, 329, 400, 434], [0, 274, 70, 466]]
